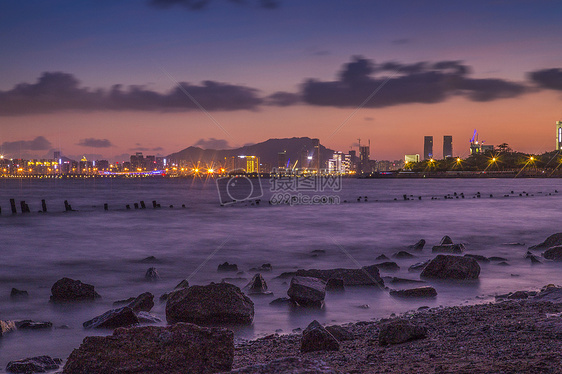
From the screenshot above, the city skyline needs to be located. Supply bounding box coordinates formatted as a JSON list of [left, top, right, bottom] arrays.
[[1, 1, 562, 161]]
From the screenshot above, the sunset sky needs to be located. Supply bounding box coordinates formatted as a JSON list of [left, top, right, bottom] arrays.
[[1, 0, 562, 162]]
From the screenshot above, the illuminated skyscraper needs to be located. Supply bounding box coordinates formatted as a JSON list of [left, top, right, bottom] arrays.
[[557, 121, 562, 150], [424, 136, 433, 160], [443, 135, 453, 158]]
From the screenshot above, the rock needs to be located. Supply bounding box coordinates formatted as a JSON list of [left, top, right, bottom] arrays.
[[175, 279, 190, 289], [374, 261, 400, 271], [228, 357, 339, 374], [496, 261, 510, 266], [295, 266, 384, 286], [287, 277, 326, 307], [301, 320, 339, 352], [218, 262, 238, 272], [376, 254, 389, 260], [83, 307, 139, 329], [392, 251, 414, 259], [50, 278, 100, 302], [269, 297, 291, 306], [113, 297, 136, 306], [529, 233, 562, 249], [408, 239, 426, 251], [488, 256, 508, 262], [420, 255, 480, 280], [249, 263, 273, 272], [408, 260, 430, 272], [137, 311, 162, 324], [527, 254, 542, 264], [544, 245, 562, 260], [325, 278, 344, 291], [139, 256, 158, 263], [144, 267, 159, 281], [389, 286, 437, 298], [10, 288, 29, 298], [432, 243, 465, 254], [378, 320, 428, 345], [508, 291, 529, 299], [1, 320, 16, 336], [385, 277, 426, 285], [63, 323, 234, 374], [276, 271, 297, 279], [126, 292, 154, 313], [533, 285, 562, 303], [15, 320, 53, 330], [245, 273, 270, 294], [325, 326, 354, 341], [6, 356, 62, 373], [439, 236, 454, 245], [464, 254, 490, 263], [166, 282, 254, 325]]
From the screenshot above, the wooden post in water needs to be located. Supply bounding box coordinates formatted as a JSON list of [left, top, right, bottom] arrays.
[[10, 199, 17, 214], [64, 200, 71, 212], [104, 203, 108, 211], [134, 203, 139, 209], [152, 200, 157, 209], [20, 201, 27, 214], [140, 201, 146, 209], [41, 199, 47, 213]]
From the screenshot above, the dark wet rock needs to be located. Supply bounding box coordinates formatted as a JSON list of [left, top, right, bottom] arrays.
[[408, 260, 430, 272], [311, 250, 326, 255], [496, 261, 510, 266], [392, 251, 414, 259], [376, 254, 389, 261], [504, 242, 525, 246], [420, 255, 480, 280], [144, 267, 159, 281], [295, 266, 384, 286], [390, 286, 437, 298], [356, 304, 370, 309], [276, 271, 297, 279], [249, 263, 273, 272], [63, 323, 234, 374], [439, 236, 454, 245], [218, 262, 239, 272], [384, 277, 426, 285], [544, 245, 562, 261], [508, 291, 529, 300], [326, 278, 344, 291], [1, 320, 16, 336], [137, 311, 162, 324], [50, 278, 100, 302], [374, 261, 400, 271], [175, 279, 190, 289], [432, 243, 465, 254], [526, 253, 542, 264], [325, 325, 354, 341], [83, 306, 139, 329], [408, 239, 426, 251], [228, 357, 339, 374], [6, 356, 62, 373], [529, 233, 562, 250], [378, 319, 428, 345], [301, 320, 339, 352], [532, 284, 562, 303], [245, 274, 271, 295], [464, 254, 490, 263], [269, 297, 291, 306], [166, 282, 254, 325], [287, 276, 326, 307], [113, 297, 136, 306], [125, 292, 154, 313], [15, 320, 53, 330], [10, 288, 29, 298], [488, 256, 508, 262], [139, 256, 158, 263]]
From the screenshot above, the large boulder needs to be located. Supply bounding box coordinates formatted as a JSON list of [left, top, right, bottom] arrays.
[[408, 239, 426, 251], [389, 286, 437, 298], [373, 262, 400, 271], [420, 255, 480, 280], [295, 266, 384, 287], [10, 288, 29, 299], [15, 320, 53, 330], [166, 282, 254, 325], [50, 278, 100, 302], [529, 233, 562, 249], [301, 320, 339, 353], [432, 236, 464, 253], [287, 276, 326, 307], [126, 292, 154, 313], [378, 320, 427, 345], [228, 357, 339, 374], [1, 320, 16, 336], [325, 325, 354, 341], [63, 323, 234, 374], [544, 246, 562, 261], [6, 356, 62, 373], [533, 284, 562, 303], [83, 307, 139, 329], [245, 274, 270, 295]]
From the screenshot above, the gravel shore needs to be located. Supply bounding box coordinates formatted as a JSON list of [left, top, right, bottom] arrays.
[[232, 294, 562, 373]]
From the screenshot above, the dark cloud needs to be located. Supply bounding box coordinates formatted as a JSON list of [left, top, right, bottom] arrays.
[[0, 72, 263, 115], [77, 138, 113, 148], [130, 146, 164, 152], [265, 91, 301, 106], [1, 136, 52, 153], [193, 138, 231, 149], [528, 68, 562, 90], [149, 0, 279, 10], [301, 56, 528, 108]]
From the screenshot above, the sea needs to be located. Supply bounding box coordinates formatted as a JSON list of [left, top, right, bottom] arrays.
[[1, 176, 562, 370]]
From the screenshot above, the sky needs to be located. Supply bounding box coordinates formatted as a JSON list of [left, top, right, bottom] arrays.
[[1, 0, 562, 162]]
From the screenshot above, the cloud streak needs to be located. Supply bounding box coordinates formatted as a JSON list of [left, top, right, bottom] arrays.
[[529, 68, 562, 90], [194, 138, 231, 149], [1, 136, 52, 153], [77, 138, 113, 148]]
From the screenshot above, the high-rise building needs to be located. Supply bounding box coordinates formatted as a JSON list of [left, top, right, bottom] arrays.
[[277, 151, 287, 169], [359, 140, 370, 173], [424, 136, 433, 160], [556, 121, 562, 151], [246, 156, 258, 173], [443, 135, 453, 158]]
